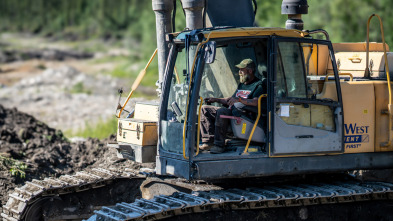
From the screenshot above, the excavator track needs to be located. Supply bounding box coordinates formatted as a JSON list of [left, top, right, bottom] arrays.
[[3, 169, 393, 221], [86, 181, 393, 221], [1, 167, 146, 221]]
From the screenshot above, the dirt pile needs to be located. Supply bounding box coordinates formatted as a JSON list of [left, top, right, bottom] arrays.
[[0, 104, 97, 205], [0, 104, 104, 176], [0, 104, 149, 208]]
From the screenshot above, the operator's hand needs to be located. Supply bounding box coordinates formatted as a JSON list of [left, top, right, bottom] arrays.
[[227, 97, 238, 107], [204, 97, 216, 104]]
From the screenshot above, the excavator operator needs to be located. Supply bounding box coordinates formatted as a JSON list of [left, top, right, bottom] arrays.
[[199, 58, 265, 154]]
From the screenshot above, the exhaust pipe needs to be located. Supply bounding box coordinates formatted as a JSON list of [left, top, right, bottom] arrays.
[[152, 0, 174, 85], [182, 0, 205, 30], [281, 0, 309, 30]]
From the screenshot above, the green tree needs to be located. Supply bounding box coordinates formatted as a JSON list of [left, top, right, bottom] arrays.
[[0, 0, 392, 56]]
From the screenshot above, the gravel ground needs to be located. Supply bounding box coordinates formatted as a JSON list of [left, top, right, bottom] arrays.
[[0, 65, 150, 132]]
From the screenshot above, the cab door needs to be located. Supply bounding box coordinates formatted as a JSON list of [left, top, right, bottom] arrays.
[[270, 37, 344, 155]]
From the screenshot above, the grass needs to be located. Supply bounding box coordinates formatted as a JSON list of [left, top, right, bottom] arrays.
[[35, 63, 47, 70], [95, 51, 159, 88], [65, 117, 118, 139], [111, 63, 158, 87], [131, 90, 158, 100], [110, 66, 130, 78], [89, 55, 127, 64], [0, 154, 27, 178], [69, 39, 111, 54], [69, 82, 92, 94]]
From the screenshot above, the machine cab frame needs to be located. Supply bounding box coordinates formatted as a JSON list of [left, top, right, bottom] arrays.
[[157, 31, 344, 180]]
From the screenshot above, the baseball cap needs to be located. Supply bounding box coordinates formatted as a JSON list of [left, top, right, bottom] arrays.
[[235, 58, 255, 69]]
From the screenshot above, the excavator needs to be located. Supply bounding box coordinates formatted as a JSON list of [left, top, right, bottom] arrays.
[[3, 0, 393, 220]]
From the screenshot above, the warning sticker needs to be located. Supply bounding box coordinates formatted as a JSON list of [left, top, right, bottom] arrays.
[[241, 123, 247, 134]]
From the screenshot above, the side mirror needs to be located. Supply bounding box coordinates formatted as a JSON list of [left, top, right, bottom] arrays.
[[204, 41, 216, 64]]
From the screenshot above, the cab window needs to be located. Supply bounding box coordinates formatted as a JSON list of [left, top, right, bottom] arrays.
[[276, 42, 307, 98], [275, 40, 338, 132]]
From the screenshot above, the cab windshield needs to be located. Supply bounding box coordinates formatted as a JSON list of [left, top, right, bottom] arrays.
[[200, 39, 268, 103], [162, 39, 268, 154]]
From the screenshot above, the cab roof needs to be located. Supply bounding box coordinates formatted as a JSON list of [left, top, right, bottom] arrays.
[[173, 27, 307, 41]]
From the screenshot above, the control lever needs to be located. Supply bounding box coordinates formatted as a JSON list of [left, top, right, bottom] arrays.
[[171, 101, 183, 117]]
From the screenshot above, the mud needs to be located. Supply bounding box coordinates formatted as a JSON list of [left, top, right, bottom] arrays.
[[0, 104, 152, 210]]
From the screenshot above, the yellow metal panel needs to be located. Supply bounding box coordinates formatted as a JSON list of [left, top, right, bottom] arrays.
[[173, 27, 306, 39], [333, 43, 389, 52], [303, 44, 331, 76], [341, 82, 375, 153], [331, 42, 393, 79], [318, 80, 393, 153], [316, 82, 338, 101], [311, 47, 318, 74], [333, 51, 387, 78], [317, 45, 331, 75], [374, 81, 393, 151], [206, 28, 304, 39]]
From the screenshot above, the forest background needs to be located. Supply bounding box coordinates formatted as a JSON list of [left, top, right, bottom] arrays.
[[1, 0, 392, 62], [0, 0, 392, 138]]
